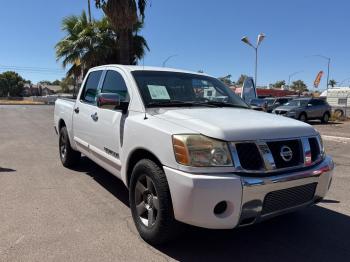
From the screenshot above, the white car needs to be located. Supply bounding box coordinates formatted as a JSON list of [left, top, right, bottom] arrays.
[[54, 65, 334, 244]]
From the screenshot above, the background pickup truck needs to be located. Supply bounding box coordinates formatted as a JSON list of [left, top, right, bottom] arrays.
[[54, 65, 334, 245]]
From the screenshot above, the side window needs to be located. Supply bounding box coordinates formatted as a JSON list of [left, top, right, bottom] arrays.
[[81, 71, 103, 104], [101, 70, 129, 102], [311, 100, 323, 106]]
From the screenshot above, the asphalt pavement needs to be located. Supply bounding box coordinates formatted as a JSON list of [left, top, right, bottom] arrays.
[[0, 105, 350, 262]]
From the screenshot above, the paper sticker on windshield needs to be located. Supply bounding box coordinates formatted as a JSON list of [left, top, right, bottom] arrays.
[[147, 85, 170, 100]]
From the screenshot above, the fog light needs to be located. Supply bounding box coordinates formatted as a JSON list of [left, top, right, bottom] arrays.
[[214, 201, 227, 215]]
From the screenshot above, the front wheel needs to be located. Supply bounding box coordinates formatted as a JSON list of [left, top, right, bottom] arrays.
[[298, 113, 307, 122], [321, 112, 330, 124], [129, 159, 182, 245]]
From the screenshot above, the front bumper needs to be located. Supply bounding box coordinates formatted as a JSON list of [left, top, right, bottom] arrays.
[[164, 156, 334, 229]]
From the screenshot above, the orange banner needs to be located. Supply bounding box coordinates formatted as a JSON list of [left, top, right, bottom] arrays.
[[314, 71, 324, 88]]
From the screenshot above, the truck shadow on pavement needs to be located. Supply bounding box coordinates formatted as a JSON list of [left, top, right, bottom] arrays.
[[0, 167, 16, 172], [75, 157, 350, 262]]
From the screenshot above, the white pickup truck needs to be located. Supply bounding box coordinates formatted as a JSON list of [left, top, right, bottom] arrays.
[[54, 65, 334, 244]]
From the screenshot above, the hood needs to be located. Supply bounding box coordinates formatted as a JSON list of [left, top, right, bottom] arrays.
[[148, 107, 317, 141]]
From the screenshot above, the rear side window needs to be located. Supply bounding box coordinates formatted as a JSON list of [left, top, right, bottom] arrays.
[[310, 99, 325, 106], [81, 71, 103, 104], [101, 70, 129, 102]]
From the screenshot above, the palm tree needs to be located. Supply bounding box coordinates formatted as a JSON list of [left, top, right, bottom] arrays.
[[55, 11, 149, 78], [329, 79, 337, 88], [95, 0, 147, 65]]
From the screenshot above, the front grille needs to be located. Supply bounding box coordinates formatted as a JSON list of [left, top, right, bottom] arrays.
[[309, 137, 321, 162], [262, 183, 317, 215], [267, 140, 303, 168], [236, 143, 264, 170]]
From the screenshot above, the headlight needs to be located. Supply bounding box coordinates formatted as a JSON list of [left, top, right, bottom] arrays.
[[172, 135, 233, 167]]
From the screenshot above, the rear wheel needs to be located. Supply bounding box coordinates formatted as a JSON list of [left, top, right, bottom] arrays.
[[59, 126, 81, 168], [129, 159, 182, 245], [298, 113, 307, 122], [321, 112, 330, 124]]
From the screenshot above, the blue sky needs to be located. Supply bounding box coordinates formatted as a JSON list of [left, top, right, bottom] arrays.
[[0, 0, 349, 90]]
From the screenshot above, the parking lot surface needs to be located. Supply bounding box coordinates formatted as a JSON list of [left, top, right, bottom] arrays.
[[1, 105, 350, 262]]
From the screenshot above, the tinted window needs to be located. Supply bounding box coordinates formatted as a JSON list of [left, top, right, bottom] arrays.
[[81, 71, 102, 104], [101, 70, 129, 102], [310, 99, 324, 106]]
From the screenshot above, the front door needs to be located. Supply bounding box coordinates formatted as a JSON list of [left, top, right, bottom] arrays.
[[90, 69, 131, 178], [73, 70, 104, 155]]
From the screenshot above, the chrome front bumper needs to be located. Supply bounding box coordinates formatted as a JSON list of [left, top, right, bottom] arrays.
[[239, 156, 334, 226]]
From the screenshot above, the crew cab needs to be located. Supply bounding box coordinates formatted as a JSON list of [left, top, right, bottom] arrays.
[[54, 65, 334, 245]]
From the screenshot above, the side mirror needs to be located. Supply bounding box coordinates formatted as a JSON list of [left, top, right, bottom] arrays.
[[97, 93, 128, 113]]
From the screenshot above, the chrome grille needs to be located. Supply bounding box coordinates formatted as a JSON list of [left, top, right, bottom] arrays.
[[230, 136, 323, 173], [266, 140, 303, 168], [235, 143, 264, 170]]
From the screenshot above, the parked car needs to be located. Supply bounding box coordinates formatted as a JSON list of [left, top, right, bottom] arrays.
[[249, 98, 268, 111], [54, 65, 334, 245], [264, 97, 293, 113], [273, 98, 331, 123]]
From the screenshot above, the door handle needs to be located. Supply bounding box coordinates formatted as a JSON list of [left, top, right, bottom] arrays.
[[91, 112, 98, 122], [74, 107, 80, 114]]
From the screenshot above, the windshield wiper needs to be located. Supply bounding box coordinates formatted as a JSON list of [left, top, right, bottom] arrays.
[[195, 101, 249, 109], [147, 100, 216, 108]]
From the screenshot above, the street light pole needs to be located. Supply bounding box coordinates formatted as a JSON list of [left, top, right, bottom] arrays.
[[288, 71, 303, 88], [162, 55, 178, 67], [241, 33, 266, 90]]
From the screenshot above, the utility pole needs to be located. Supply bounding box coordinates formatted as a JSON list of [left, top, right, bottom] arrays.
[[88, 0, 92, 23]]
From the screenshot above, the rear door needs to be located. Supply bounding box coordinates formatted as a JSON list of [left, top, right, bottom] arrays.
[[72, 70, 104, 155], [307, 99, 321, 118], [90, 69, 131, 177]]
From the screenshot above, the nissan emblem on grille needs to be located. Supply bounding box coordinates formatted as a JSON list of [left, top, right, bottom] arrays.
[[280, 145, 293, 162]]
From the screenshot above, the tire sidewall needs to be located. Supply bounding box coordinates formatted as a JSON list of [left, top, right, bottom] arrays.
[[299, 113, 307, 122], [129, 159, 175, 244]]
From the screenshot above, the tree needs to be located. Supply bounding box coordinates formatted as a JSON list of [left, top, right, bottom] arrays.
[[236, 74, 248, 86], [290, 80, 308, 92], [0, 71, 26, 97], [218, 75, 233, 86], [329, 79, 337, 87], [59, 77, 75, 93], [56, 11, 149, 78], [271, 80, 285, 89], [95, 0, 148, 65], [38, 80, 52, 85]]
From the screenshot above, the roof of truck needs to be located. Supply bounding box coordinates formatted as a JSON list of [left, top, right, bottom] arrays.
[[91, 64, 210, 76]]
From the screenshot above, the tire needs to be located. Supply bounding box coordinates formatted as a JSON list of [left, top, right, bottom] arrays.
[[298, 113, 307, 122], [321, 112, 330, 124], [334, 109, 344, 118], [59, 126, 81, 168], [129, 159, 182, 245]]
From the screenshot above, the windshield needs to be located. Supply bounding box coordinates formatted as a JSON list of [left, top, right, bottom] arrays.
[[285, 99, 309, 107], [131, 71, 249, 108], [264, 99, 275, 105], [250, 99, 266, 106]]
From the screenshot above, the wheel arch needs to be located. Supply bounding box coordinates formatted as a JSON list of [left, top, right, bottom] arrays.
[[58, 119, 66, 133], [126, 148, 163, 188]]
